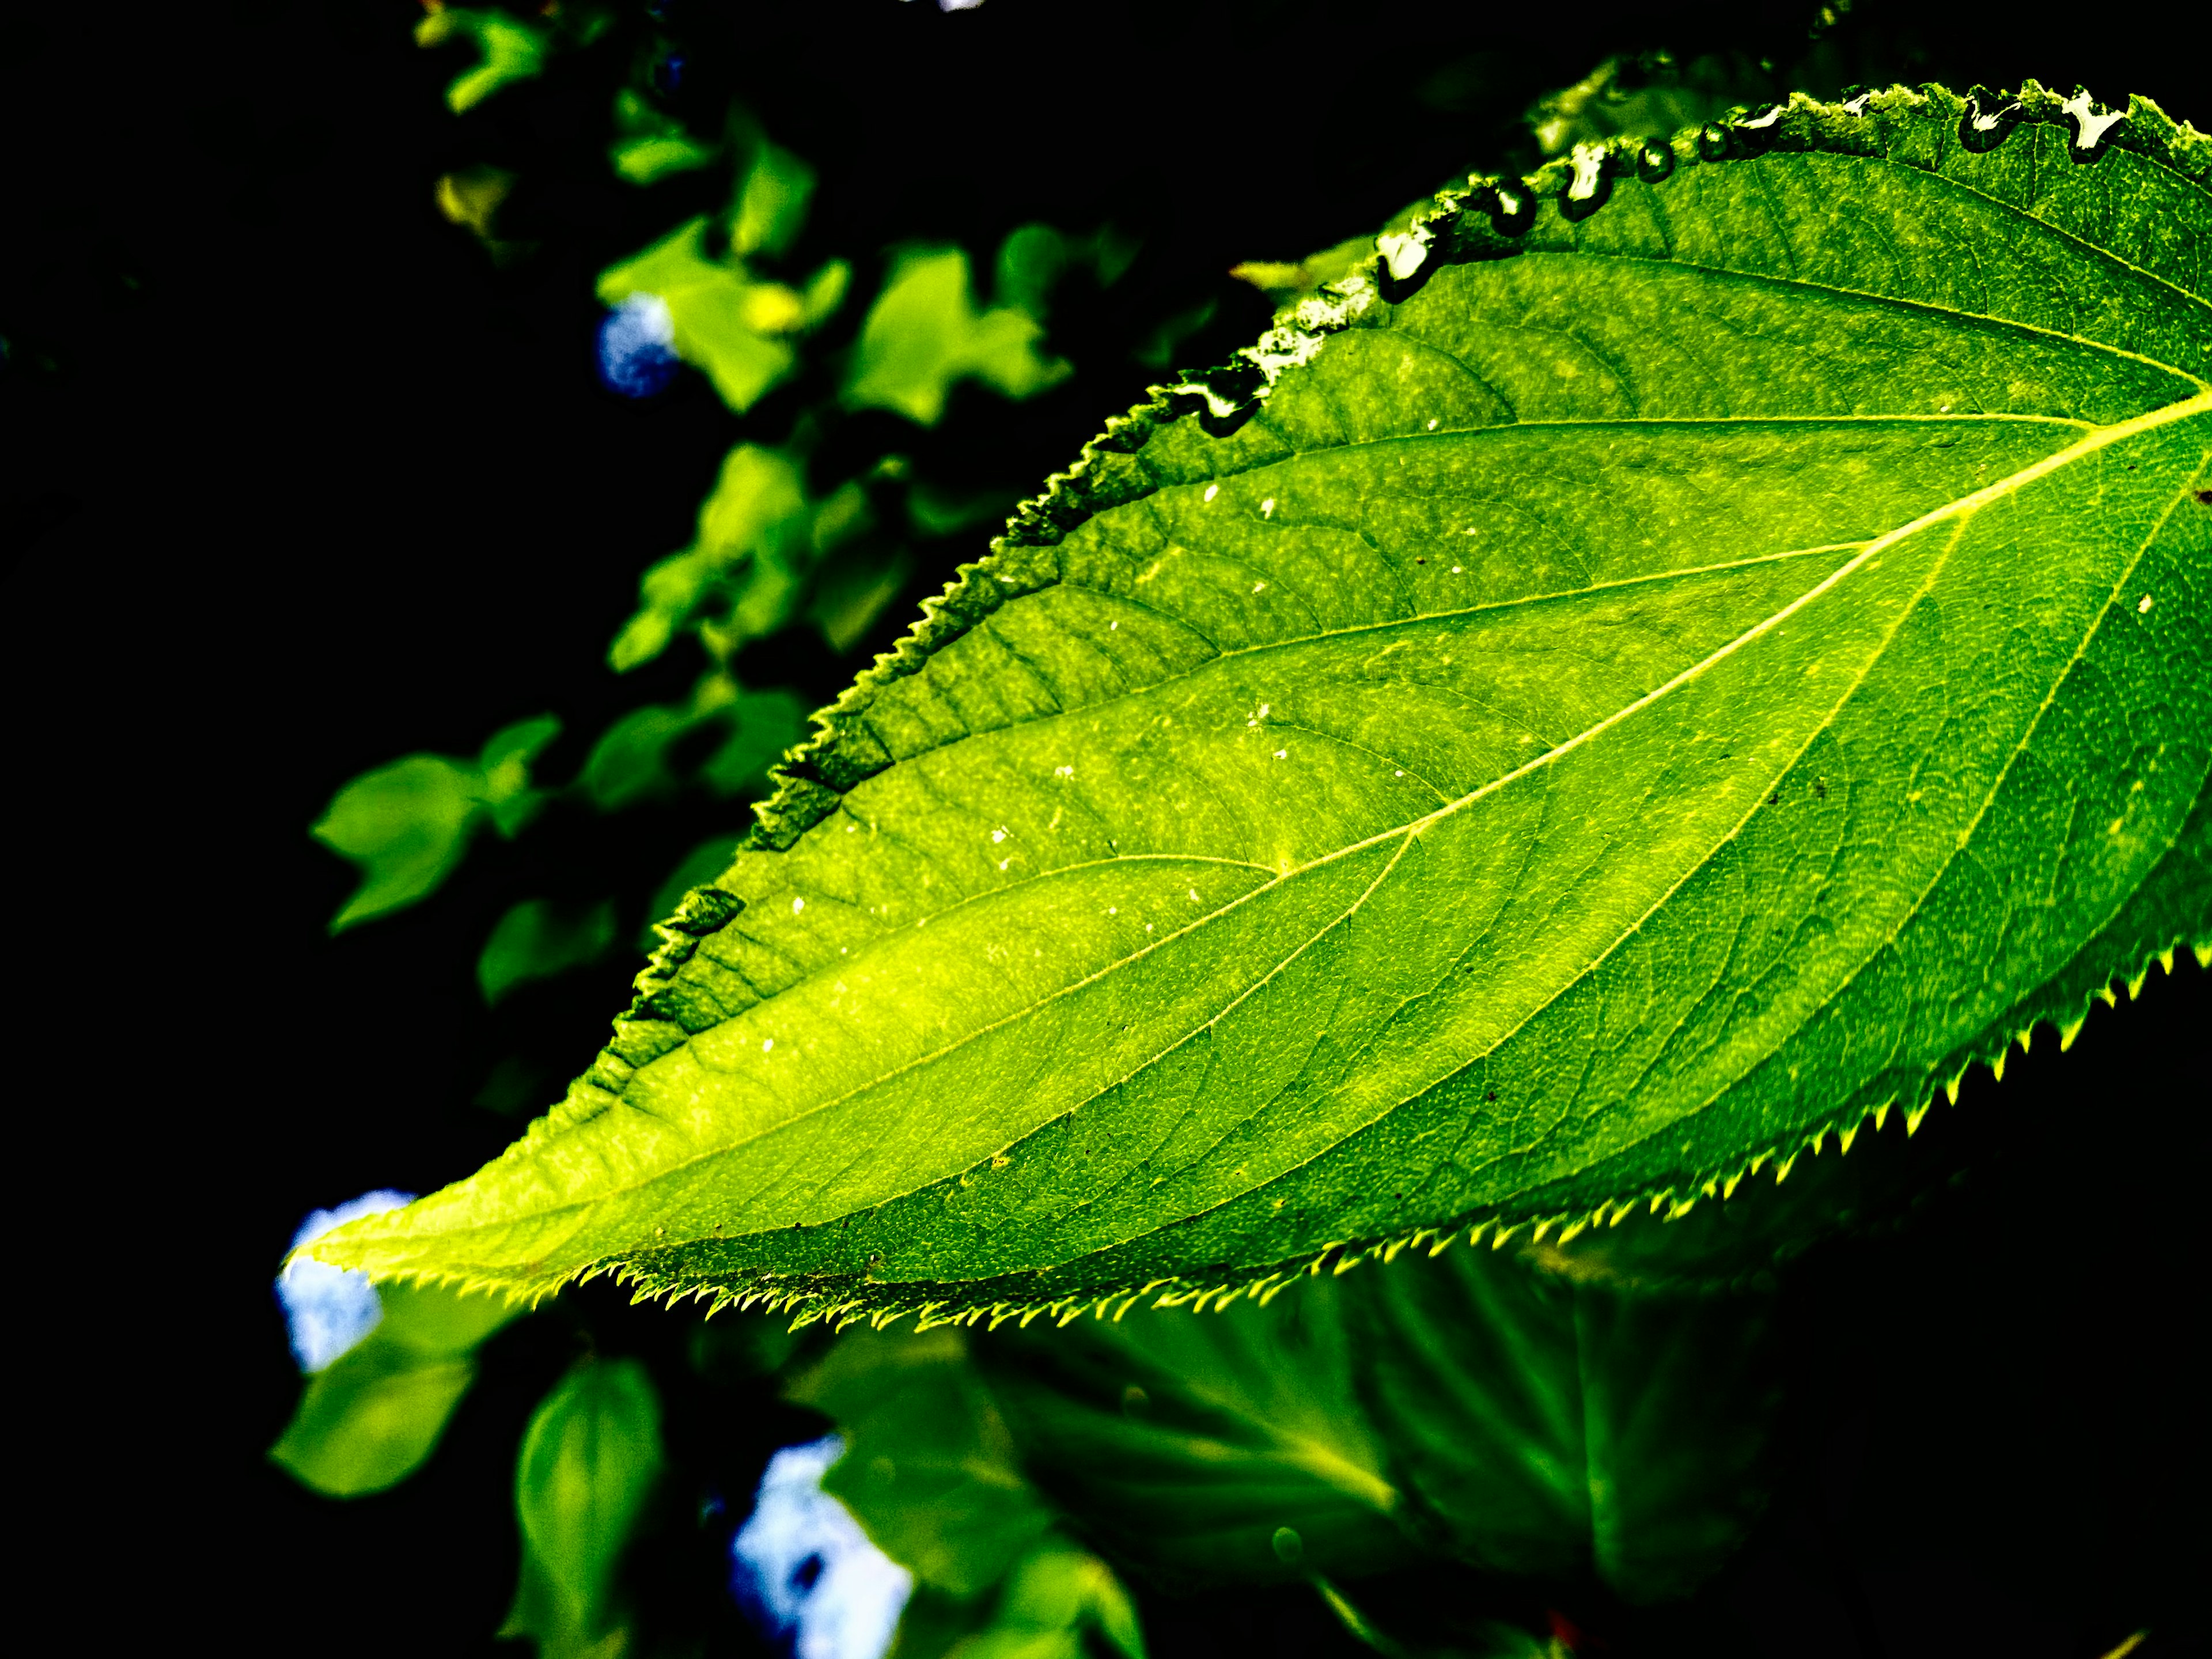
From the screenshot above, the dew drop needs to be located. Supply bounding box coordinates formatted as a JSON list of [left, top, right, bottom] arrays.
[[1958, 87, 2023, 153], [2060, 88, 2127, 154], [1636, 139, 1675, 181]]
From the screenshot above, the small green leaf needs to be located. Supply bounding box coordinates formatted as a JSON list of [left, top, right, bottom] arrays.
[[699, 688, 809, 797], [578, 702, 711, 812], [310, 715, 558, 931], [414, 8, 548, 113], [734, 142, 816, 258], [502, 1355, 666, 1659], [994, 225, 1071, 320], [479, 898, 618, 1005], [311, 86, 2212, 1323], [597, 221, 798, 412], [312, 756, 483, 931], [787, 1328, 1056, 1596], [844, 248, 1070, 426], [610, 444, 809, 672], [910, 1543, 1147, 1659], [270, 1283, 519, 1498], [480, 715, 564, 836], [608, 89, 719, 185], [808, 548, 914, 654]]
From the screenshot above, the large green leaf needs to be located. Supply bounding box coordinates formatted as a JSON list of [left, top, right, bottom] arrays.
[[308, 84, 2212, 1323]]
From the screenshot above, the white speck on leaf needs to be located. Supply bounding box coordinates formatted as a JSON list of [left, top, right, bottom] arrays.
[[1253, 581, 1267, 593], [1188, 888, 1200, 901], [1426, 418, 1439, 430], [1275, 749, 1287, 760], [1055, 764, 1074, 777], [991, 827, 1006, 843], [1203, 484, 1219, 501], [791, 897, 805, 914], [2138, 594, 2154, 613], [1260, 498, 1275, 517], [763, 1038, 774, 1053]]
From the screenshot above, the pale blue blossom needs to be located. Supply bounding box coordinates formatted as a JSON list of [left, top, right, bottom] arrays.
[[732, 1435, 914, 1659], [598, 293, 681, 397], [274, 1191, 415, 1372]]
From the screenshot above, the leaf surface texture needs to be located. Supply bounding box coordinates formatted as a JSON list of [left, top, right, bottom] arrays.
[[311, 88, 2212, 1320]]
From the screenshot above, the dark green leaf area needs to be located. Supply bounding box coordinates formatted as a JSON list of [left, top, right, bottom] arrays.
[[311, 94, 2212, 1316], [973, 1244, 1773, 1604], [502, 1356, 668, 1658], [268, 1283, 519, 1498], [978, 1272, 1403, 1589], [789, 1327, 1056, 1596]]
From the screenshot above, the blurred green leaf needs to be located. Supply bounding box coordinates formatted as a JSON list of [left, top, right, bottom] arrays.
[[479, 897, 618, 1005], [578, 701, 712, 812], [906, 480, 1015, 540], [787, 1328, 1056, 1597], [980, 1245, 1775, 1602], [311, 715, 559, 930], [1527, 52, 1768, 157], [609, 88, 719, 184], [976, 1281, 1404, 1589], [597, 219, 798, 412], [844, 248, 1068, 426], [610, 444, 808, 672], [1130, 297, 1216, 370], [993, 225, 1071, 321], [270, 1283, 520, 1498], [733, 142, 816, 257], [801, 258, 851, 326], [903, 1542, 1147, 1659], [1350, 1247, 1776, 1599], [698, 687, 808, 797], [502, 1355, 667, 1659], [414, 8, 548, 113], [807, 547, 912, 654]]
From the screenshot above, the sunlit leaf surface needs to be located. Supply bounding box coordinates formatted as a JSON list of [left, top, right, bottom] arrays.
[[310, 87, 2211, 1323]]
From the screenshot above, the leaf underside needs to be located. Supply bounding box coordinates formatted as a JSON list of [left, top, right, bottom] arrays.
[[311, 84, 2212, 1325]]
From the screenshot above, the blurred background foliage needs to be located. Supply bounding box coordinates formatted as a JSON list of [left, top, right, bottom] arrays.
[[3, 2, 2200, 1656]]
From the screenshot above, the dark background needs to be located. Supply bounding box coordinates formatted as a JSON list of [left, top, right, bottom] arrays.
[[4, 2, 2203, 1653]]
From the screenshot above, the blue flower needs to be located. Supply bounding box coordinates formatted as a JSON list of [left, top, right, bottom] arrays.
[[732, 1435, 914, 1659], [274, 1190, 415, 1372], [598, 293, 681, 397]]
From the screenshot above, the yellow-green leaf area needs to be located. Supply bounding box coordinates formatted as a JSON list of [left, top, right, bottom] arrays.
[[308, 88, 2212, 1324]]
